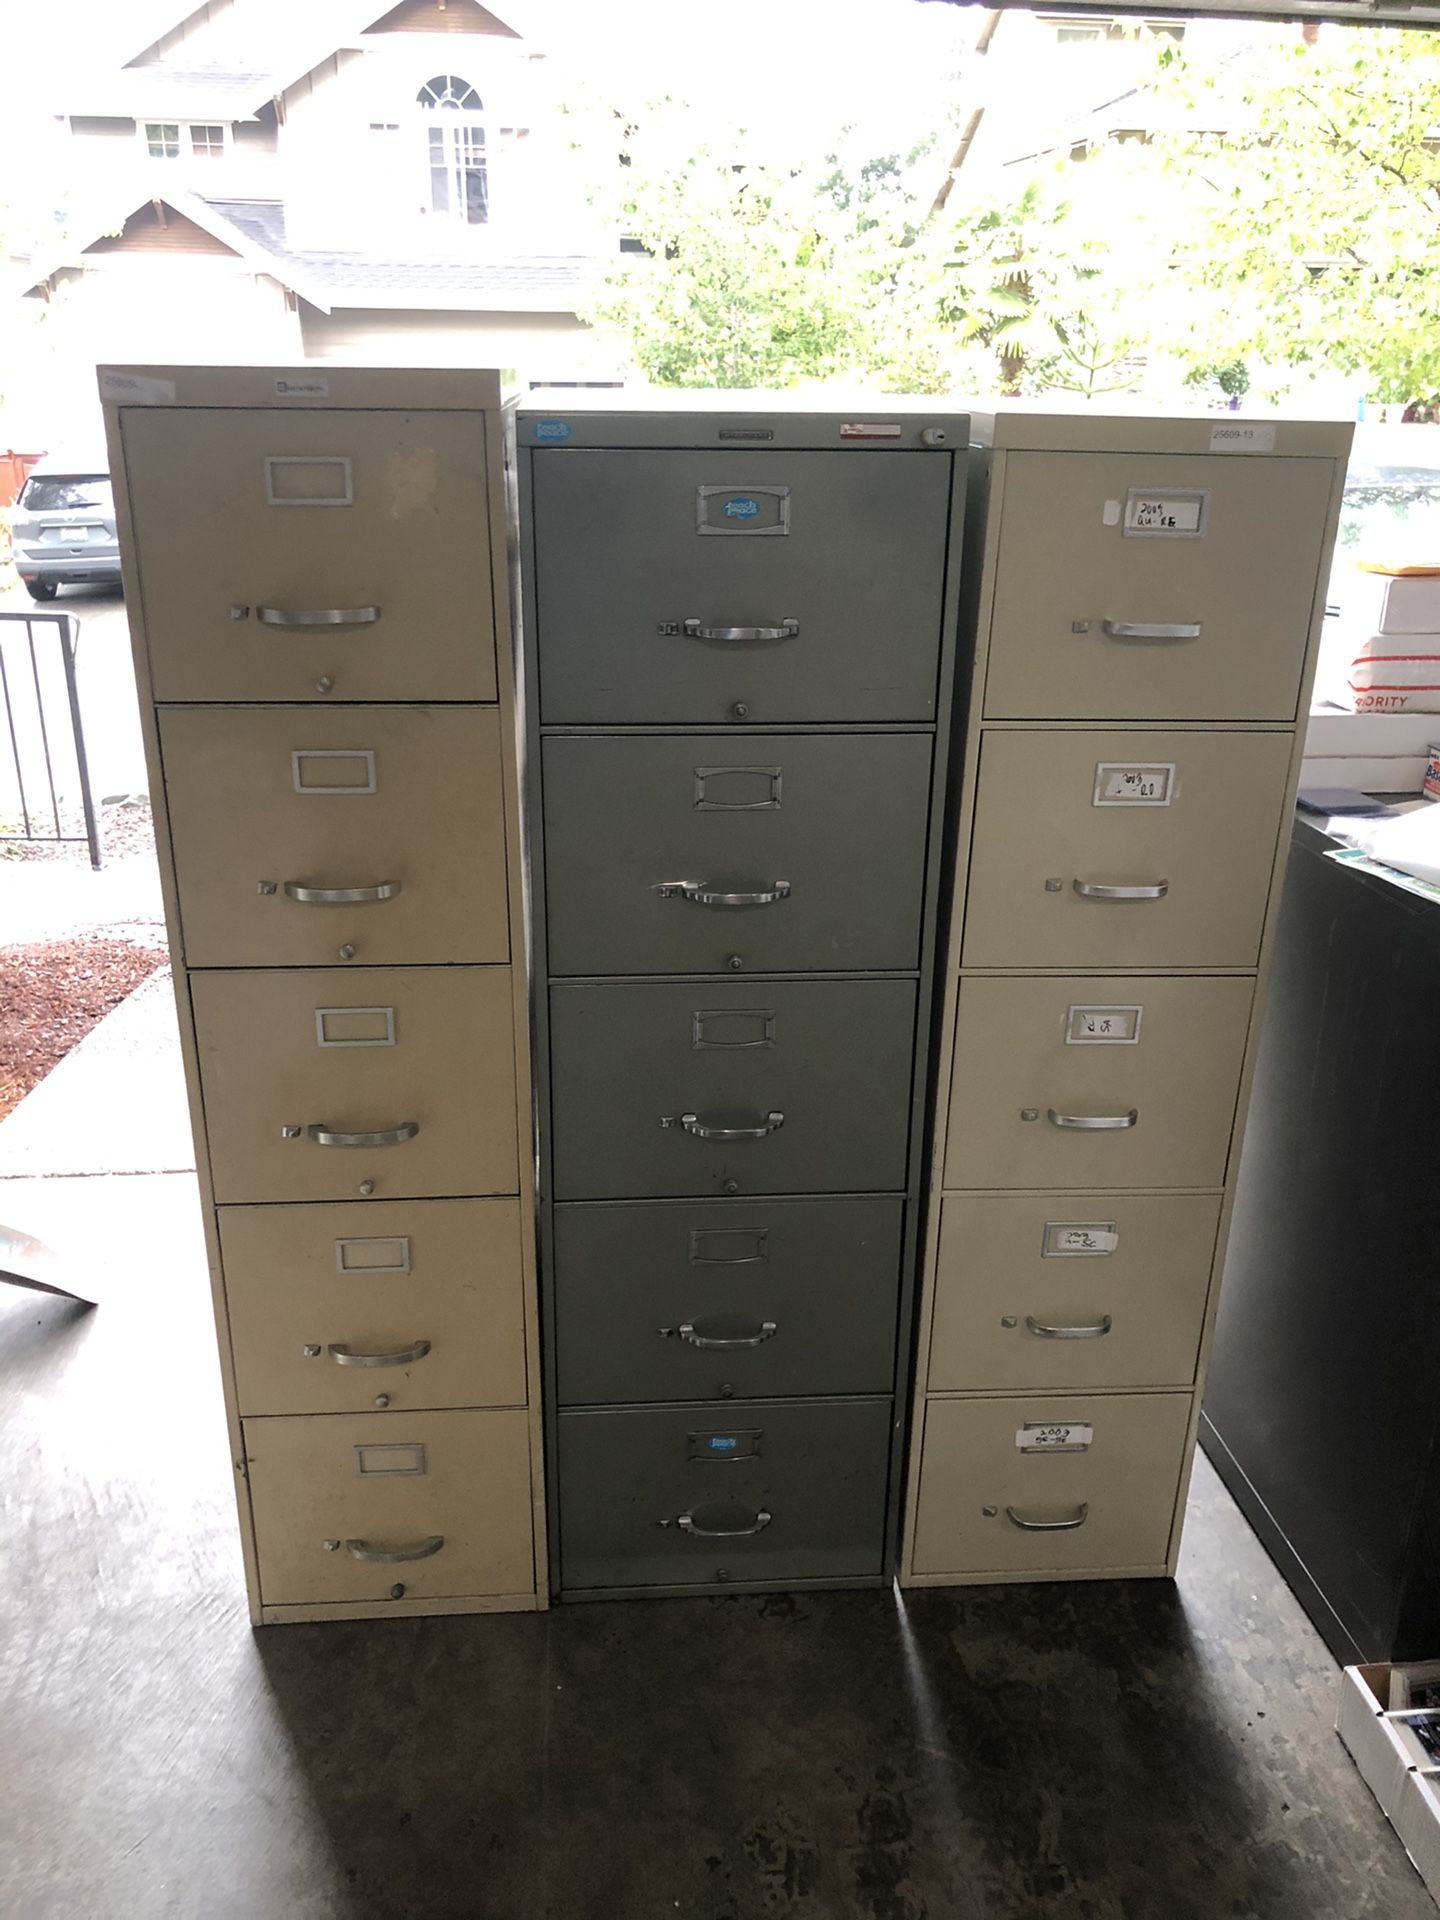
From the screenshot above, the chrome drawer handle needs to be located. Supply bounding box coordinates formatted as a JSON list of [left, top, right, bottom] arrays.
[[1004, 1505, 1089, 1533], [676, 1507, 773, 1539], [305, 1121, 420, 1148], [1024, 1316, 1113, 1340], [1047, 1109, 1137, 1131], [660, 1319, 779, 1350], [240, 604, 381, 628], [681, 618, 798, 643], [1099, 619, 1202, 642], [283, 881, 403, 906], [663, 1111, 785, 1142], [1072, 879, 1169, 902], [656, 880, 791, 908], [344, 1535, 444, 1563], [327, 1339, 431, 1368]]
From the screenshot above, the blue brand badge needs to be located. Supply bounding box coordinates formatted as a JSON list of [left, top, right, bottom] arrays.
[[708, 1435, 740, 1452], [722, 495, 761, 520], [532, 419, 571, 442]]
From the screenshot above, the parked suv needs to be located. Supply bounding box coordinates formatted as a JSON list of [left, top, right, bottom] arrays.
[[9, 461, 121, 600]]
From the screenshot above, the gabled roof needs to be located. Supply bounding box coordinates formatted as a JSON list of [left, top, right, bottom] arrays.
[[20, 192, 336, 310], [66, 0, 528, 122]]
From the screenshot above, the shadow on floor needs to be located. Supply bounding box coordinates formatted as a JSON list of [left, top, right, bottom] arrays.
[[0, 1172, 1426, 1920]]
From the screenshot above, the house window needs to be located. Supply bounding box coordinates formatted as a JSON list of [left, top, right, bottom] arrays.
[[416, 74, 488, 225], [144, 121, 228, 159]]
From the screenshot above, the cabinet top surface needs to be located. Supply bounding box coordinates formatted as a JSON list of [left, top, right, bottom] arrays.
[[518, 392, 969, 451], [968, 405, 1353, 461], [97, 364, 510, 411]]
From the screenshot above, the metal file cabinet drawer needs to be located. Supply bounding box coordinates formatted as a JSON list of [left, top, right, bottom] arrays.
[[926, 1193, 1223, 1393], [542, 733, 933, 976], [942, 975, 1253, 1191], [245, 1408, 534, 1607], [557, 1398, 892, 1590], [554, 1196, 904, 1404], [160, 705, 509, 969], [191, 967, 519, 1204], [531, 450, 951, 724], [220, 1198, 528, 1417], [548, 979, 918, 1201], [984, 451, 1334, 722], [121, 408, 497, 703], [962, 730, 1293, 970], [910, 1392, 1192, 1577]]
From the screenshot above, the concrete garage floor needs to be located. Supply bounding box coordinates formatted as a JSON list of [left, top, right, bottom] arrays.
[[0, 1163, 1430, 1919]]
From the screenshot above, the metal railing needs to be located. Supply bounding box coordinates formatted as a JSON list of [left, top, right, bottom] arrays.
[[0, 609, 101, 870]]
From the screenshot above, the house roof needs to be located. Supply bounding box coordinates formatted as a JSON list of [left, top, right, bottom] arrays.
[[202, 197, 595, 312], [18, 192, 336, 310], [66, 0, 530, 122]]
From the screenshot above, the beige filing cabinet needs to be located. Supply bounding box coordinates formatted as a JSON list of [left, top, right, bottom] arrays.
[[100, 366, 546, 1625], [901, 410, 1353, 1588]]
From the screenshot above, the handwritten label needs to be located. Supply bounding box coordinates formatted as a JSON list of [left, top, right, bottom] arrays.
[[1066, 1005, 1142, 1046], [1210, 422, 1276, 453], [1016, 1422, 1094, 1454], [1042, 1222, 1119, 1258], [1093, 762, 1175, 807], [1123, 487, 1208, 538]]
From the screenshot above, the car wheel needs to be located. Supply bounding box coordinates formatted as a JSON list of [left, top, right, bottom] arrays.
[[24, 580, 58, 601]]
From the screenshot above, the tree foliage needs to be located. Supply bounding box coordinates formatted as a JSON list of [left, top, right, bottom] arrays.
[[1151, 27, 1440, 402]]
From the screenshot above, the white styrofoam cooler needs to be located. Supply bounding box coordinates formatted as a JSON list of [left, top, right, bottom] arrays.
[[1338, 1665, 1440, 1908]]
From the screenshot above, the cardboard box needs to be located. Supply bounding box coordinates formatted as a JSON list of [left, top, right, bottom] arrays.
[[1346, 571, 1440, 637], [1338, 1664, 1440, 1908]]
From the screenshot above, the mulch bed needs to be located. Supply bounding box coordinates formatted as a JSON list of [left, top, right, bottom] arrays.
[[0, 937, 168, 1122]]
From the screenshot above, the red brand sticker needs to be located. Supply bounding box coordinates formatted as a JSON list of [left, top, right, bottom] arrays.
[[839, 422, 903, 439]]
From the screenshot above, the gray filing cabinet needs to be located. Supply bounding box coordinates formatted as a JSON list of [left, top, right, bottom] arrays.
[[518, 402, 969, 1598]]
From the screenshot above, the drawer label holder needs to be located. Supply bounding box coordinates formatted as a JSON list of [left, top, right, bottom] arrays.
[[1093, 762, 1174, 807], [1042, 1222, 1119, 1258], [1066, 1005, 1142, 1046], [1016, 1422, 1094, 1454]]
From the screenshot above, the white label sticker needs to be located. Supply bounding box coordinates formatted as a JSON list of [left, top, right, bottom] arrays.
[[1043, 1222, 1119, 1258], [1102, 498, 1122, 527], [839, 422, 902, 439], [275, 375, 329, 398], [1067, 1005, 1142, 1045], [99, 371, 176, 404], [1094, 762, 1174, 807], [1209, 422, 1276, 453], [1123, 488, 1207, 538], [1017, 1422, 1094, 1453]]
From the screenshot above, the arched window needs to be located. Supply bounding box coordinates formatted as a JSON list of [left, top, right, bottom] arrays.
[[416, 74, 488, 224]]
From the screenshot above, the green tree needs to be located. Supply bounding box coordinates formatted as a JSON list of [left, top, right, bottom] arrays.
[[1151, 26, 1440, 402]]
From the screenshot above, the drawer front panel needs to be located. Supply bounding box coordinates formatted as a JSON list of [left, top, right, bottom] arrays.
[[554, 1196, 904, 1404], [549, 979, 918, 1200], [927, 1193, 1222, 1392], [122, 408, 496, 702], [984, 451, 1334, 722], [542, 733, 932, 976], [221, 1198, 528, 1416], [532, 449, 950, 724], [911, 1392, 1192, 1576], [962, 730, 1293, 970], [245, 1408, 534, 1606], [192, 967, 518, 1204], [558, 1398, 892, 1590], [161, 705, 509, 968], [943, 975, 1253, 1191]]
